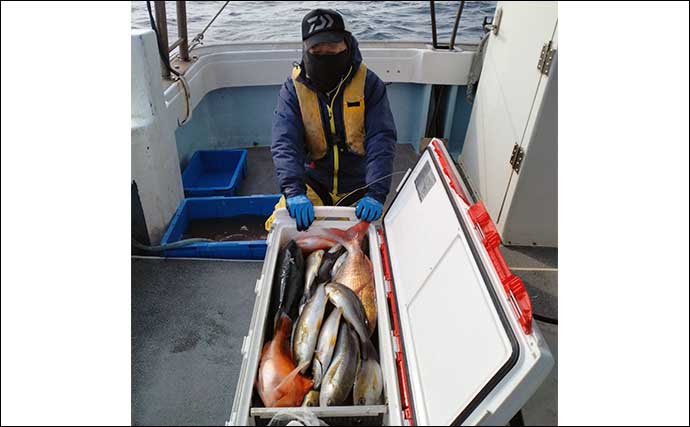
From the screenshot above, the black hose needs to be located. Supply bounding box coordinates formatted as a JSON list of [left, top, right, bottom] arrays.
[[533, 313, 558, 325], [131, 237, 213, 253]]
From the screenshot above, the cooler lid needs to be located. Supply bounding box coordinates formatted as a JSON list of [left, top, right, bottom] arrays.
[[381, 140, 521, 425]]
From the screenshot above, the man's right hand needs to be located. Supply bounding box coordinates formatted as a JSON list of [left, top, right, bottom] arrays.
[[286, 194, 315, 231]]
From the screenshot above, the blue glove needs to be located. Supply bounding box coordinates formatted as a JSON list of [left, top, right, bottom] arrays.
[[355, 196, 383, 222], [286, 194, 314, 231]]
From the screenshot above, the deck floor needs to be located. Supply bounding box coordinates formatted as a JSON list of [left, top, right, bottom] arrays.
[[132, 145, 558, 425]]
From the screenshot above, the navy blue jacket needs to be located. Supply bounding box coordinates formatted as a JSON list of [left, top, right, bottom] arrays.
[[271, 36, 397, 204]]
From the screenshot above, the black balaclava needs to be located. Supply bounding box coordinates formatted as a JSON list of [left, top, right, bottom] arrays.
[[303, 43, 351, 93]]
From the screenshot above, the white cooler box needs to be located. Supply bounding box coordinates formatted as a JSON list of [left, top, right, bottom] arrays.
[[229, 139, 554, 426]]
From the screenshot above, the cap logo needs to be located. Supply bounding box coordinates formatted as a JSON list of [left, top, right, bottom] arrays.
[[307, 14, 334, 34]]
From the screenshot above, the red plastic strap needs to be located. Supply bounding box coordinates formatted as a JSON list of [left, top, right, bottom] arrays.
[[378, 228, 415, 425], [468, 201, 534, 335], [430, 139, 469, 205]]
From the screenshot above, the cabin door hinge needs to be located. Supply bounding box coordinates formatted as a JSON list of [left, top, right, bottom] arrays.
[[537, 41, 556, 75], [509, 143, 525, 173]]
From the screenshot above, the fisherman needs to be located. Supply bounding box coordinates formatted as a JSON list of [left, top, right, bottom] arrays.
[[265, 8, 397, 231]]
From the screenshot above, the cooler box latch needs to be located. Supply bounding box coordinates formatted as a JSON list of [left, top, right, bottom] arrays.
[[468, 201, 534, 335]]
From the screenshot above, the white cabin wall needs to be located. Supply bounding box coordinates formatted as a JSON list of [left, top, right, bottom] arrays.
[[499, 42, 558, 247]]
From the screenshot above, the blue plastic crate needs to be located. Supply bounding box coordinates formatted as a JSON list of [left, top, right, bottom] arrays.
[[182, 149, 248, 197], [160, 195, 280, 260]]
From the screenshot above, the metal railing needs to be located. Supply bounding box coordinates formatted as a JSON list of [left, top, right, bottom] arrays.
[[152, 0, 470, 79], [153, 0, 190, 79], [429, 0, 466, 50]]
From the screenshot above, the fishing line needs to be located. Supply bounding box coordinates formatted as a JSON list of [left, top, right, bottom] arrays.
[[333, 170, 410, 206]]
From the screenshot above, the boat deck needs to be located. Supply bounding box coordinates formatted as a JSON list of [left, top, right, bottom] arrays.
[[132, 145, 558, 425]]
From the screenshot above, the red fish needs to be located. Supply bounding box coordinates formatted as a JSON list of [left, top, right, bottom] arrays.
[[328, 222, 378, 335], [295, 233, 338, 253], [256, 314, 314, 407], [296, 221, 369, 253]]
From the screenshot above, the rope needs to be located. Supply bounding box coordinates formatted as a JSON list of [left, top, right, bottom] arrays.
[[176, 73, 192, 126], [189, 1, 231, 51]]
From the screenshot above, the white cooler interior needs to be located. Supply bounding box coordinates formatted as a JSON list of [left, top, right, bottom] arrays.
[[229, 209, 403, 426]]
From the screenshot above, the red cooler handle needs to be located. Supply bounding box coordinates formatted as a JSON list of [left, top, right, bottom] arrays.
[[468, 201, 534, 335]]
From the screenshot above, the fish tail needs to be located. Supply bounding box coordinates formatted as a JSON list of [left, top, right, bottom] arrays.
[[346, 221, 370, 242], [326, 221, 370, 252], [323, 227, 350, 248]]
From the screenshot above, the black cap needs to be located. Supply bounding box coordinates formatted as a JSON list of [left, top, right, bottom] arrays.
[[301, 9, 347, 50]]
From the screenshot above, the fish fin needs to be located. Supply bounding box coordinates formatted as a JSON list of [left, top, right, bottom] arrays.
[[274, 393, 294, 407], [276, 360, 311, 394]]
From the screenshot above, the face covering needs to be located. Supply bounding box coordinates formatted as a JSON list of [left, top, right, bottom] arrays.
[[304, 49, 351, 93]]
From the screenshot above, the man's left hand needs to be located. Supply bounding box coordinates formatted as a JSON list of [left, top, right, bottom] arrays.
[[355, 196, 383, 222]]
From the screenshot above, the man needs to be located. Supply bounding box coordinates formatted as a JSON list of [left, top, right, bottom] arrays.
[[265, 8, 397, 231]]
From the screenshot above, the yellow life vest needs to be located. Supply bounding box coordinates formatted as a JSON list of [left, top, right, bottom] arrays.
[[291, 64, 367, 160]]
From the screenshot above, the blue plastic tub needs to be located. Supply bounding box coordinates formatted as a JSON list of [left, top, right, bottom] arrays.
[[160, 195, 280, 260], [182, 149, 248, 197]]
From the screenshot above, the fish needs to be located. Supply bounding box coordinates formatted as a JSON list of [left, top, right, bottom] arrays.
[[320, 324, 360, 407], [330, 252, 349, 279], [317, 243, 345, 283], [292, 283, 328, 373], [330, 222, 378, 335], [353, 358, 384, 405], [325, 283, 378, 360], [256, 314, 313, 407], [361, 232, 370, 257], [295, 232, 338, 253], [312, 307, 342, 389], [272, 240, 305, 331], [302, 390, 320, 407], [299, 249, 325, 313]]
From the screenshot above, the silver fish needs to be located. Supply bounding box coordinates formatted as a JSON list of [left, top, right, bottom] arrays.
[[330, 251, 349, 279], [320, 324, 360, 407], [325, 283, 378, 360], [292, 282, 328, 373], [299, 249, 325, 313], [353, 358, 384, 405], [318, 243, 345, 283], [312, 308, 342, 389], [302, 390, 320, 407]]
